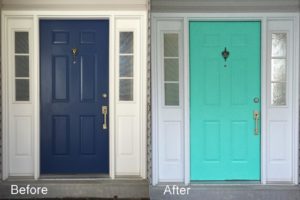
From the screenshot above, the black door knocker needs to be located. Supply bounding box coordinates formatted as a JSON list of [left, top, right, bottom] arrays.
[[221, 47, 230, 67]]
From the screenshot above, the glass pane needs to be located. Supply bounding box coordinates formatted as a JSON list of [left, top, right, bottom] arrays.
[[164, 33, 178, 57], [120, 79, 133, 101], [272, 33, 287, 57], [165, 83, 179, 106], [16, 79, 29, 101], [120, 55, 133, 77], [15, 56, 29, 77], [164, 58, 179, 81], [120, 32, 133, 54], [271, 82, 286, 105], [15, 32, 29, 54], [271, 59, 286, 82]]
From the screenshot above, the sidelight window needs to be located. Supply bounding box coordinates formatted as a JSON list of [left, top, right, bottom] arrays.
[[119, 32, 134, 101], [271, 33, 287, 106], [163, 33, 179, 106], [14, 32, 30, 101]]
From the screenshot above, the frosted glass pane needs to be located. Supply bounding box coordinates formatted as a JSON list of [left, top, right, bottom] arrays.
[[16, 79, 29, 101], [165, 83, 179, 106], [271, 82, 286, 105], [272, 33, 287, 57], [164, 33, 178, 57], [120, 32, 133, 54], [120, 79, 133, 101], [15, 56, 29, 77], [15, 32, 29, 54], [271, 59, 286, 82], [120, 55, 133, 77], [164, 58, 179, 81]]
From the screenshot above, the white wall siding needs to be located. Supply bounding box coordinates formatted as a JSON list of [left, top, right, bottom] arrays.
[[1, 0, 148, 11], [146, 0, 152, 183], [0, 1, 2, 180], [151, 0, 300, 13]]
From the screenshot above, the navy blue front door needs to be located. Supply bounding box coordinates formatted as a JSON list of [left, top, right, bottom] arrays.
[[40, 20, 109, 174]]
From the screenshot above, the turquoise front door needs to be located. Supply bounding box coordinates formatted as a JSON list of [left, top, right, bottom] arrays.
[[190, 21, 261, 180]]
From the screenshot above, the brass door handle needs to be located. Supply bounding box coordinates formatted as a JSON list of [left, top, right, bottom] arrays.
[[253, 111, 260, 135], [102, 106, 108, 130]]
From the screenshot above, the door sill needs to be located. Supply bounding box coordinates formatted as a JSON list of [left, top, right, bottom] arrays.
[[191, 180, 261, 185], [39, 174, 144, 181], [39, 174, 110, 180]]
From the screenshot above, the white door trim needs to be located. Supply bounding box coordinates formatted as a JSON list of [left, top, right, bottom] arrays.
[[2, 10, 147, 180], [151, 12, 299, 185]]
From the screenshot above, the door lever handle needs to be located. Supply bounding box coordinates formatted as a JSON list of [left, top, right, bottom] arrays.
[[253, 110, 260, 135], [102, 106, 108, 130]]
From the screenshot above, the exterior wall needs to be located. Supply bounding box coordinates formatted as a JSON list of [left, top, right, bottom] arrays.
[[0, 0, 2, 181], [1, 0, 148, 11], [151, 0, 300, 13], [147, 0, 152, 183]]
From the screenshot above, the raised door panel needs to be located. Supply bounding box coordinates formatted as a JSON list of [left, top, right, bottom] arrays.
[[9, 116, 33, 174], [268, 121, 292, 181], [159, 121, 183, 180], [52, 116, 70, 155], [80, 55, 97, 102], [80, 116, 96, 155], [52, 56, 69, 102]]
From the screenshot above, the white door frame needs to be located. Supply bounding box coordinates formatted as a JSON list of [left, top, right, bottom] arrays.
[[2, 10, 147, 180], [151, 12, 299, 185]]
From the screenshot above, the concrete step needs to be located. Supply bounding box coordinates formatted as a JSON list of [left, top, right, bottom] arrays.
[[150, 184, 300, 200], [0, 179, 149, 199]]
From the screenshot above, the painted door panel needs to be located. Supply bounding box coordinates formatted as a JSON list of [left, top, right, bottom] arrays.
[[190, 22, 261, 180], [40, 20, 109, 174]]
